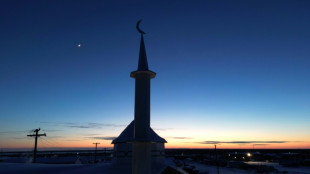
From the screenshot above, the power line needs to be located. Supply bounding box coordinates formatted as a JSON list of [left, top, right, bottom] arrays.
[[40, 137, 61, 146], [38, 137, 48, 147], [39, 137, 53, 147]]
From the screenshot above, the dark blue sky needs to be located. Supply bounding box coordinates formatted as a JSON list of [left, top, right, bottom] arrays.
[[0, 0, 309, 149]]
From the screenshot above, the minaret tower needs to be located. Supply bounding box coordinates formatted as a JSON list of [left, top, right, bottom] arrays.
[[131, 20, 155, 174]]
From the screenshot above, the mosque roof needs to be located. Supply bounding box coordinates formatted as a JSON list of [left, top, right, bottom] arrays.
[[112, 120, 167, 144]]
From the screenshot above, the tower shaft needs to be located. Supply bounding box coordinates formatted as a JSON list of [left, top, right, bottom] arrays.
[[134, 73, 151, 140], [131, 21, 156, 174], [131, 71, 155, 174]]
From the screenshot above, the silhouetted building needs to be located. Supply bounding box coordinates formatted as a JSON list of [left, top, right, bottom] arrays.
[[112, 21, 166, 173]]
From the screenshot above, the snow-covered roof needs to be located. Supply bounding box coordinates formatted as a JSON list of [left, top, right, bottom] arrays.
[[112, 120, 167, 144]]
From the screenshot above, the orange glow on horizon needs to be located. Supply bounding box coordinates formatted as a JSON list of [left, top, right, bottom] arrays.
[[3, 140, 309, 150]]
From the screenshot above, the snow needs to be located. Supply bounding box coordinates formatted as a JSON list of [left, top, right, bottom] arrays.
[[166, 158, 310, 174], [246, 161, 310, 174], [165, 158, 252, 174], [0, 163, 128, 174], [1, 158, 310, 174]]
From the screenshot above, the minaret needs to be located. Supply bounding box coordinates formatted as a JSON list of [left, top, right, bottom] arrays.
[[130, 20, 155, 174]]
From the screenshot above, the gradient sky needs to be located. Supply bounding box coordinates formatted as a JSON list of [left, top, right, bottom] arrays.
[[0, 0, 309, 150]]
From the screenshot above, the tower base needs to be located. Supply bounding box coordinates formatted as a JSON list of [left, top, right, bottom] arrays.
[[132, 142, 151, 174]]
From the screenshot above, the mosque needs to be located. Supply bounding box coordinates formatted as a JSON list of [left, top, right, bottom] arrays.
[[111, 20, 167, 174]]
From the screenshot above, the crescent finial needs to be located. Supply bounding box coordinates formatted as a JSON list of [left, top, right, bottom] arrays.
[[136, 19, 146, 35]]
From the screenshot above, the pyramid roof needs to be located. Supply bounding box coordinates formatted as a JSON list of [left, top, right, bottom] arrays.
[[112, 120, 167, 144]]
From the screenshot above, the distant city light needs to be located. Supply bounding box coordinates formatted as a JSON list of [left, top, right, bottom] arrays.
[[247, 153, 252, 157]]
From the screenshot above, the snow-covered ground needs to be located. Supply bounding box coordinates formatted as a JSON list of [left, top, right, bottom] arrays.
[[165, 158, 252, 174], [0, 163, 128, 174], [1, 158, 310, 174], [166, 158, 310, 174], [246, 161, 310, 174]]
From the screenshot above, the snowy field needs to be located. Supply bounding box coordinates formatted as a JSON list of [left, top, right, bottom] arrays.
[[245, 161, 310, 174], [0, 162, 122, 174], [1, 158, 310, 174], [0, 162, 247, 174]]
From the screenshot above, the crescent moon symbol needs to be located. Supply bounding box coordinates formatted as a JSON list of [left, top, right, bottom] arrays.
[[136, 19, 146, 34]]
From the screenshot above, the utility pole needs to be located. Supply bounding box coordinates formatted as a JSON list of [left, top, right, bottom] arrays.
[[215, 145, 220, 174], [27, 128, 46, 163], [93, 142, 100, 163]]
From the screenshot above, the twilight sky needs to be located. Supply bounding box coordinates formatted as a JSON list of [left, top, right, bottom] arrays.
[[0, 0, 309, 150]]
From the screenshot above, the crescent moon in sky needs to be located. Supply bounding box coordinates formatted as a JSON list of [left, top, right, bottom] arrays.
[[136, 19, 146, 34]]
